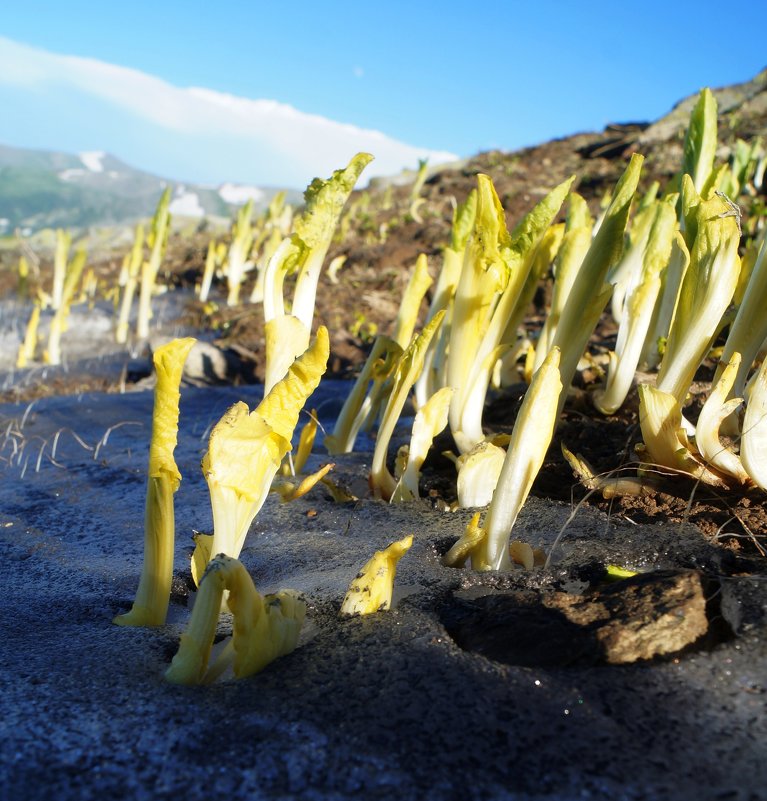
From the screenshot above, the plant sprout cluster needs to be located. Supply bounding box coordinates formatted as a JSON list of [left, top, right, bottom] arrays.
[[8, 88, 767, 683]]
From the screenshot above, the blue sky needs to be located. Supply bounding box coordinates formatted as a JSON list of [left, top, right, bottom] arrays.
[[0, 1, 765, 188]]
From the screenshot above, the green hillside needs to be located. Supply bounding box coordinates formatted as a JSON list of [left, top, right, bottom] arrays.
[[0, 144, 298, 232]]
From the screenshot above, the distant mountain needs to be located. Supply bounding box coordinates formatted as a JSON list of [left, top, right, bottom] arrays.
[[0, 143, 302, 233]]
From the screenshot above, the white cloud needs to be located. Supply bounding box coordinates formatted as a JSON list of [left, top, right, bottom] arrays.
[[0, 36, 457, 187]]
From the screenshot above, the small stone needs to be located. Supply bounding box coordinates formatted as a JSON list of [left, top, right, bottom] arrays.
[[546, 570, 709, 664], [444, 570, 713, 666]]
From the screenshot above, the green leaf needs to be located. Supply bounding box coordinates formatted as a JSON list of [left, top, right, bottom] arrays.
[[550, 153, 643, 413], [295, 153, 374, 249], [682, 88, 718, 195], [451, 189, 477, 250]]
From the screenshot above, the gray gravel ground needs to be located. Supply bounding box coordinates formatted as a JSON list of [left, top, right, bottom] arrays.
[[1, 382, 766, 801]]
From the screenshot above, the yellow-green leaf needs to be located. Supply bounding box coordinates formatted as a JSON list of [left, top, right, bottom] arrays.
[[340, 535, 414, 616]]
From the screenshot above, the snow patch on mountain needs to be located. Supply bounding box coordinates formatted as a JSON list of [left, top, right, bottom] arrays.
[[59, 168, 86, 182], [80, 151, 106, 173], [218, 183, 265, 205], [169, 188, 205, 217]]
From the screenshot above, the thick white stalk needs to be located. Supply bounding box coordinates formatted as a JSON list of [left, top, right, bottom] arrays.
[[695, 353, 749, 483], [717, 234, 767, 400], [741, 358, 767, 489], [477, 348, 562, 571]]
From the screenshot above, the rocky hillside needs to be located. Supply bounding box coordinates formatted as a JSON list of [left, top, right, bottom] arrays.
[[331, 68, 767, 283]]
